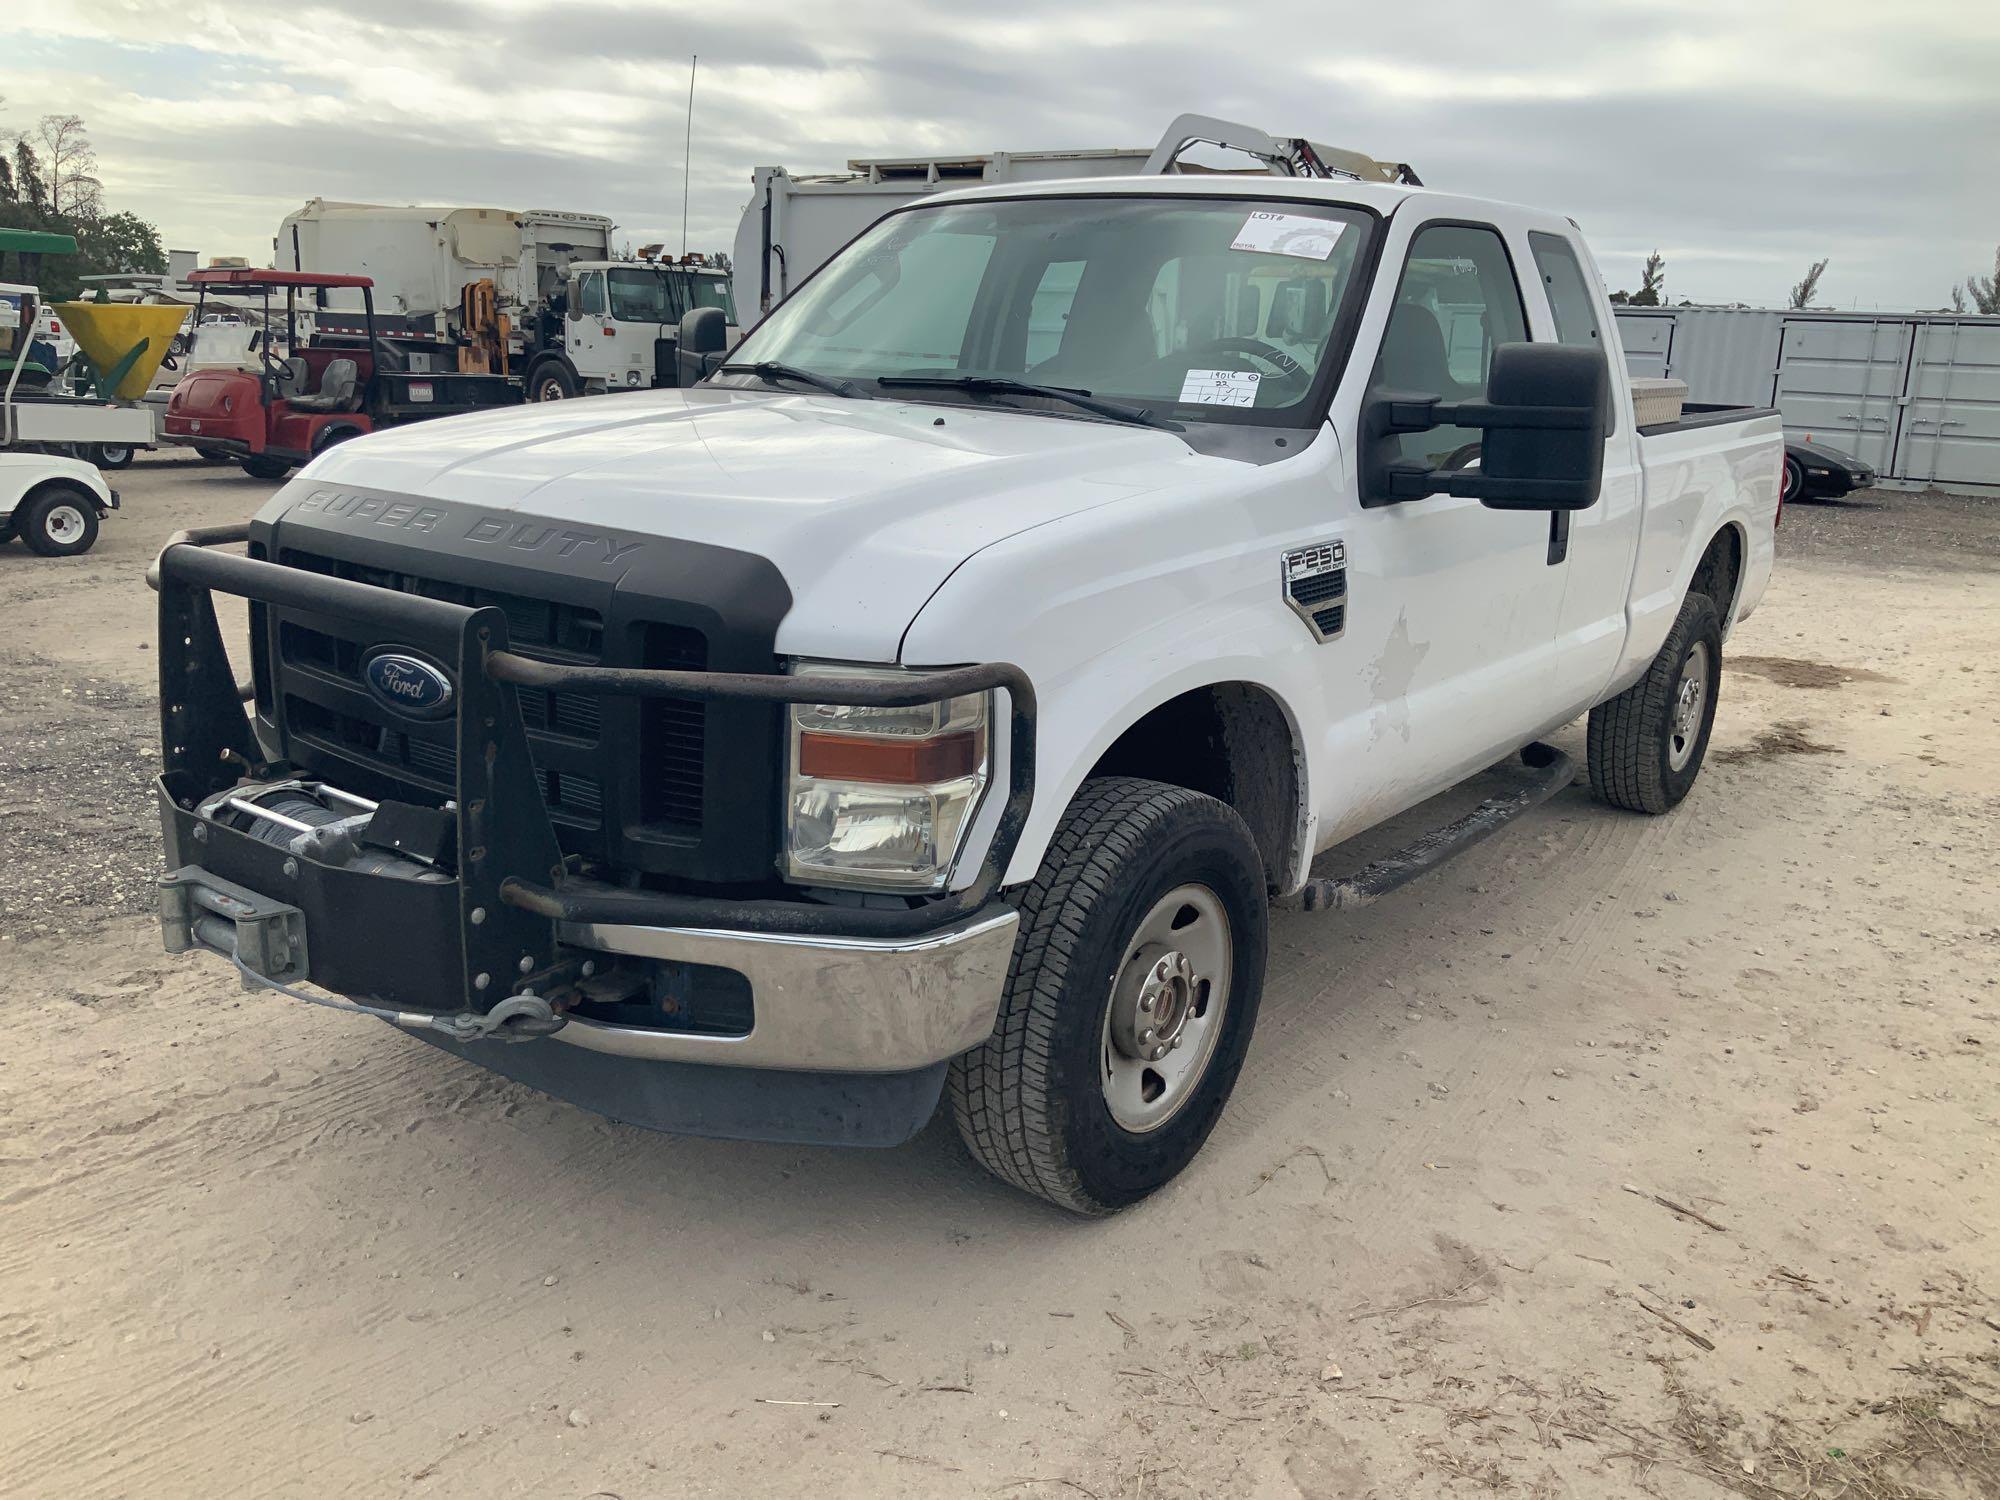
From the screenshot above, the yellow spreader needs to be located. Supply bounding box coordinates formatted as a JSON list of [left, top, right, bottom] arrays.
[[53, 301, 191, 401]]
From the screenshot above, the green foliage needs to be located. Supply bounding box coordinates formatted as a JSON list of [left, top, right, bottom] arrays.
[[1789, 257, 1829, 310], [0, 111, 167, 296], [1962, 246, 2000, 316]]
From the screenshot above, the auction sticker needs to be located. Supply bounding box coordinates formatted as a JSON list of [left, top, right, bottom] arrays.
[[1231, 212, 1344, 261], [1180, 369, 1261, 407]]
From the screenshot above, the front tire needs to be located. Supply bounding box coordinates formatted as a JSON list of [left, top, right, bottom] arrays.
[[529, 360, 578, 402], [18, 485, 101, 557], [1587, 591, 1723, 814], [950, 777, 1268, 1215]]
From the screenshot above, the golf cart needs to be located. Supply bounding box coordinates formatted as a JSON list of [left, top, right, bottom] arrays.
[[162, 268, 520, 479], [2, 228, 165, 472], [0, 449, 117, 557]]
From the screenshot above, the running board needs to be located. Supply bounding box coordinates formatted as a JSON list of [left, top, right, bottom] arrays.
[[1278, 743, 1576, 913]]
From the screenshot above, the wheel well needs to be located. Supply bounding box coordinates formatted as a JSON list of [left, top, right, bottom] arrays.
[[21, 477, 104, 516], [1086, 683, 1302, 889], [1689, 524, 1743, 626]]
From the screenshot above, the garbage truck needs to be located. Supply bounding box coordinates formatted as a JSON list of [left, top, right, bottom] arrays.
[[732, 113, 1421, 325], [278, 200, 738, 402]]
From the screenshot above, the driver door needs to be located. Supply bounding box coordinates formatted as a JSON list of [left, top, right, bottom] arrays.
[[1319, 218, 1570, 838], [565, 270, 612, 381]]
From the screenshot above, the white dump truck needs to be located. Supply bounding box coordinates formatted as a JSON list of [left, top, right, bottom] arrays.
[[278, 200, 737, 401], [154, 118, 1780, 1213]]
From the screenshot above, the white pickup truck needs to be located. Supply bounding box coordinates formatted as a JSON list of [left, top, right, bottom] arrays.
[[152, 144, 1780, 1213]]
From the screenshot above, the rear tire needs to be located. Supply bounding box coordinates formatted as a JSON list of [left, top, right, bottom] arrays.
[[1782, 455, 1803, 504], [93, 443, 136, 470], [950, 777, 1267, 1215], [1587, 591, 1723, 814], [194, 444, 231, 463], [240, 455, 292, 480], [18, 485, 101, 557]]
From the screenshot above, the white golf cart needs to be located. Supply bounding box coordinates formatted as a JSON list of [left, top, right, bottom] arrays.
[[0, 449, 117, 557]]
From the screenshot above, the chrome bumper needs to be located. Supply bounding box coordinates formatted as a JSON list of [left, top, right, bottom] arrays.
[[554, 909, 1019, 1073]]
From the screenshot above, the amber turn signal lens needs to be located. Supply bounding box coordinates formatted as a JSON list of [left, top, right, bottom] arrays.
[[796, 729, 980, 785]]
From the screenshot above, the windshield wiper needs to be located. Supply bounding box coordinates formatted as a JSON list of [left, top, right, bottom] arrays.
[[717, 360, 863, 399], [874, 374, 1178, 431]]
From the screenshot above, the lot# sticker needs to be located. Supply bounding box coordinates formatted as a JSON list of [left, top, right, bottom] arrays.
[[1231, 211, 1344, 261], [1180, 369, 1261, 407]]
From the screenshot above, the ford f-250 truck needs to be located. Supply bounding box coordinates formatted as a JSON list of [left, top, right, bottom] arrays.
[[151, 135, 1780, 1214]]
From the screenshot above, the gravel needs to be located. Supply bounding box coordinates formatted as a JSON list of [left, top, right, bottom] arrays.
[[0, 657, 163, 938]]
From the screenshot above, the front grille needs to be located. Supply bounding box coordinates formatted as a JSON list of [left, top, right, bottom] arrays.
[[273, 552, 707, 844]]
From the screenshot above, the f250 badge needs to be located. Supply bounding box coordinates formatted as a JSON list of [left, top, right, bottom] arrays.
[[363, 651, 455, 719]]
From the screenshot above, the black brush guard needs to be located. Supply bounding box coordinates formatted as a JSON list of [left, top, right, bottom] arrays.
[[153, 524, 1036, 1020]]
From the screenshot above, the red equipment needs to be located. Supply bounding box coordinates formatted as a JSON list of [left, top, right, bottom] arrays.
[[163, 267, 519, 480]]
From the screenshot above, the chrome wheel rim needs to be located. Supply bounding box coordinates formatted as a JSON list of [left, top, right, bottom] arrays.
[[45, 504, 87, 546], [1101, 884, 1231, 1134], [536, 377, 567, 401], [1669, 639, 1710, 772]]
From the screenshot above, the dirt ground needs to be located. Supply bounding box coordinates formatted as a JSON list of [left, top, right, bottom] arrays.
[[1, 459, 1995, 1499]]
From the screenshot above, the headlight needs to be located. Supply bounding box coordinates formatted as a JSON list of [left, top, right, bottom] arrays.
[[785, 662, 991, 891]]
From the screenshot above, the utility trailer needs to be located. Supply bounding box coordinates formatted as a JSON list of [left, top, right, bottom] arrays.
[[733, 113, 1422, 325], [278, 200, 738, 403]]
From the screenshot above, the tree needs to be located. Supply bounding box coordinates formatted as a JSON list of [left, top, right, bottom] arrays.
[[35, 114, 101, 219], [1628, 249, 1666, 307], [1960, 245, 2000, 315], [1789, 258, 1829, 309], [11, 138, 46, 216]]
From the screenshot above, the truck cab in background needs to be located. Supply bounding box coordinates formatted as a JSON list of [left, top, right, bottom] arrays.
[[525, 256, 738, 401]]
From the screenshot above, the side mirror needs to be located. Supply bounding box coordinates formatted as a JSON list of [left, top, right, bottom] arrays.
[[1360, 342, 1608, 510], [676, 306, 728, 386], [564, 283, 583, 321]]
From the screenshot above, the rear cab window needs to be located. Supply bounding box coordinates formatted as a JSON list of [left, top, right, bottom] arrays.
[[1527, 229, 1617, 433]]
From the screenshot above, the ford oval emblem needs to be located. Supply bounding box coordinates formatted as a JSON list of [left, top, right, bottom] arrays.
[[363, 651, 454, 719]]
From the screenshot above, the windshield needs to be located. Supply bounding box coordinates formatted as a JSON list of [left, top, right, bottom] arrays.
[[723, 195, 1372, 424], [607, 268, 674, 324], [689, 274, 736, 323]]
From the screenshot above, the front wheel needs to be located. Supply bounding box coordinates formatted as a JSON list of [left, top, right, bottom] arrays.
[[529, 361, 577, 402], [1587, 591, 1723, 814], [240, 455, 292, 480], [18, 485, 101, 557], [950, 777, 1268, 1214]]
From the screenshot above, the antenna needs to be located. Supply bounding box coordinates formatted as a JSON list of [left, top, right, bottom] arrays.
[[681, 54, 698, 259]]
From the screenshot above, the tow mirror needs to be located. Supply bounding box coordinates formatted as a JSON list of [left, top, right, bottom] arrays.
[[1360, 342, 1608, 510], [676, 306, 728, 386], [564, 281, 583, 320]]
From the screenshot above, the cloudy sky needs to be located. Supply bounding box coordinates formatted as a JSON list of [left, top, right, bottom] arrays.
[[5, 0, 1996, 310]]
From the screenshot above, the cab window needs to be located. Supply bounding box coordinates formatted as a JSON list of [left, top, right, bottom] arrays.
[[1528, 230, 1616, 433], [1371, 222, 1528, 469]]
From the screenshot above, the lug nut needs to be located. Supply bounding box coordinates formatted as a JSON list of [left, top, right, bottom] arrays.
[[517, 955, 534, 974], [1140, 1028, 1154, 1044], [1139, 995, 1154, 1012], [473, 972, 490, 991], [470, 907, 486, 925]]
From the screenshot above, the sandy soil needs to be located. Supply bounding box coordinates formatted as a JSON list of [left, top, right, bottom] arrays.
[[1, 460, 1995, 1498]]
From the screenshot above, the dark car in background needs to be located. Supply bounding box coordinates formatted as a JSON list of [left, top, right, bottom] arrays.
[[1784, 438, 1877, 503]]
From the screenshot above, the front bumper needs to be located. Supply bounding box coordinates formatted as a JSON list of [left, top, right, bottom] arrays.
[[555, 910, 1017, 1070], [149, 524, 1034, 1079]]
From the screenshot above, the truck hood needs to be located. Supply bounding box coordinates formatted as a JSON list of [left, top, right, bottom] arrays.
[[290, 388, 1212, 660]]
